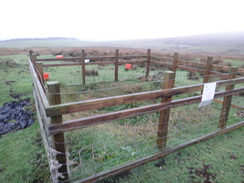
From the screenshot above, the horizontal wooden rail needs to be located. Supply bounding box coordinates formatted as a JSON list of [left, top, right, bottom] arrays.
[[151, 56, 173, 61], [37, 57, 81, 61], [213, 99, 244, 110], [43, 63, 81, 67], [150, 61, 173, 68], [177, 65, 205, 74], [45, 77, 244, 117], [29, 59, 49, 107], [36, 55, 146, 62], [177, 65, 230, 79], [178, 60, 244, 75], [42, 60, 147, 67], [74, 120, 244, 183], [48, 87, 244, 135]]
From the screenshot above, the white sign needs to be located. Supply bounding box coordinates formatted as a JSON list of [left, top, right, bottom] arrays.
[[199, 82, 217, 107]]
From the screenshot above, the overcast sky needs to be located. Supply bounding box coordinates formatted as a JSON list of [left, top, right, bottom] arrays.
[[1, 0, 244, 41]]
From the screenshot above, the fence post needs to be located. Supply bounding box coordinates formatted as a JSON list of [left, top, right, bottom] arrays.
[[36, 62, 44, 90], [81, 49, 86, 85], [146, 49, 151, 78], [32, 54, 37, 71], [172, 52, 178, 73], [203, 56, 213, 83], [47, 81, 69, 182], [115, 49, 119, 82], [157, 71, 176, 150], [218, 66, 238, 129], [29, 50, 33, 57]]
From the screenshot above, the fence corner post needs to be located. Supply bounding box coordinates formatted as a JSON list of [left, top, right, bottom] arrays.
[[218, 66, 238, 129], [203, 56, 213, 83], [36, 62, 44, 90], [146, 49, 151, 78], [47, 81, 69, 182], [157, 71, 176, 150], [172, 52, 178, 73], [115, 49, 119, 82], [81, 49, 86, 85]]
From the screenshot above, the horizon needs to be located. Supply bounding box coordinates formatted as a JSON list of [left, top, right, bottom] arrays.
[[1, 30, 244, 42]]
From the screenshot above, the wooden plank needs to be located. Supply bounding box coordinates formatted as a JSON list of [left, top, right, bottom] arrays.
[[47, 81, 69, 182], [42, 61, 116, 67], [115, 49, 119, 82], [178, 60, 244, 75], [43, 63, 82, 67], [81, 49, 86, 85], [48, 87, 244, 135], [171, 52, 178, 73], [118, 60, 147, 64], [45, 77, 244, 117], [146, 49, 151, 78], [33, 89, 50, 155], [36, 62, 44, 91], [177, 65, 205, 74], [29, 59, 49, 107], [37, 57, 82, 62], [203, 56, 213, 83], [219, 67, 238, 129], [177, 65, 230, 80], [118, 55, 146, 59], [157, 71, 175, 150], [150, 60, 173, 68], [75, 121, 244, 183], [150, 55, 173, 61], [178, 60, 205, 68], [213, 99, 244, 110]]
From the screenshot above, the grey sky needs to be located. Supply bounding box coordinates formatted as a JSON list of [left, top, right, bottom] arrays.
[[1, 0, 244, 41]]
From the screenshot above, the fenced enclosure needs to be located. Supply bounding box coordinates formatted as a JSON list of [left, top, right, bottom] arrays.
[[29, 49, 244, 183]]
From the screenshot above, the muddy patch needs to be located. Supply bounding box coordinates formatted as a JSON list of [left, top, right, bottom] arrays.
[[0, 59, 19, 68], [5, 80, 15, 85], [188, 165, 216, 183], [0, 98, 35, 136]]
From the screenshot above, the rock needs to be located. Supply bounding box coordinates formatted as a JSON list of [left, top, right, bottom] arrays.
[[0, 99, 35, 136], [3, 122, 17, 134]]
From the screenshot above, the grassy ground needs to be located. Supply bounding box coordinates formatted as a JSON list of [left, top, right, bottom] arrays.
[[100, 127, 244, 183], [0, 53, 243, 183]]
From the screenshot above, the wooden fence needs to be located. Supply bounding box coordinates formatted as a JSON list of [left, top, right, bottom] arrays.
[[29, 49, 244, 183]]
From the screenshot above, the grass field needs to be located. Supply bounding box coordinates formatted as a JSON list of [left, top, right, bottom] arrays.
[[0, 51, 243, 183]]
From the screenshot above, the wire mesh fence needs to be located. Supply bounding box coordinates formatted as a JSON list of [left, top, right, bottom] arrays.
[[28, 50, 244, 183]]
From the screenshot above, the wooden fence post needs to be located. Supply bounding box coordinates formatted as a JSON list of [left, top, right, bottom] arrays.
[[146, 49, 151, 78], [157, 71, 176, 150], [172, 52, 178, 73], [47, 81, 69, 182], [81, 49, 86, 85], [36, 62, 44, 90], [218, 66, 238, 129], [32, 54, 37, 71], [29, 50, 33, 57], [115, 49, 119, 82], [203, 56, 213, 83]]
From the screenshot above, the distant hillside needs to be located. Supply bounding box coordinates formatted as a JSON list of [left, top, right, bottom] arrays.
[[1, 32, 244, 56], [102, 31, 244, 56], [0, 37, 94, 48], [0, 37, 78, 42]]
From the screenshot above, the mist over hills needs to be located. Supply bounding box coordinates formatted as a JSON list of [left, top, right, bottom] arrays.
[[1, 31, 244, 56]]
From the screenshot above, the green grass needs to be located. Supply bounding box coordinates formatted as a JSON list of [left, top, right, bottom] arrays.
[[0, 123, 50, 183], [99, 127, 244, 183], [0, 53, 243, 183]]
